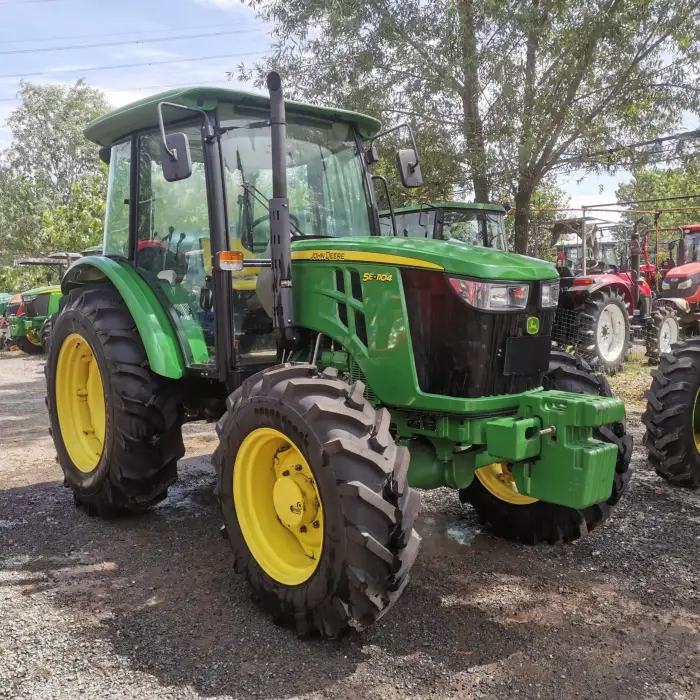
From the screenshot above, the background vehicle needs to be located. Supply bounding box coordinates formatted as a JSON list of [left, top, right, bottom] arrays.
[[7, 285, 62, 355], [45, 75, 630, 639], [0, 292, 14, 349], [378, 201, 508, 248]]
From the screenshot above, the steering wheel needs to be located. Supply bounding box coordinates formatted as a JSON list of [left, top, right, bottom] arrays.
[[250, 213, 301, 230]]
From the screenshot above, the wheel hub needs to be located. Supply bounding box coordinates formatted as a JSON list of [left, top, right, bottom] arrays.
[[272, 472, 318, 529]]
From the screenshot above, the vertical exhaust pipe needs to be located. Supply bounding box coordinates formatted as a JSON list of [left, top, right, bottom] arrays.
[[267, 71, 298, 349]]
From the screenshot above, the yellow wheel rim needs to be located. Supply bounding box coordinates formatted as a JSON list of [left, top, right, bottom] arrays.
[[55, 333, 106, 473], [475, 462, 538, 505], [26, 330, 41, 346], [234, 427, 324, 586]]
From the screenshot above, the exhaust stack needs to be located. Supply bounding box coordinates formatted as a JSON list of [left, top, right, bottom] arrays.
[[267, 71, 298, 349]]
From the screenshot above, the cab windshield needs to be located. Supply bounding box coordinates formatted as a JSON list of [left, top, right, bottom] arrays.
[[219, 106, 372, 253], [686, 234, 700, 262], [441, 210, 507, 250]]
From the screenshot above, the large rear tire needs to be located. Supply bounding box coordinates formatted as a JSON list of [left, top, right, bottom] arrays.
[[643, 338, 700, 487], [17, 333, 44, 355], [46, 285, 184, 516], [576, 288, 630, 373], [214, 363, 421, 638], [459, 348, 632, 544]]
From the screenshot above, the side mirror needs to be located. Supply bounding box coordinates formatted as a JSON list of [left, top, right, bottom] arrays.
[[98, 146, 111, 165], [160, 132, 192, 182], [396, 149, 423, 188]]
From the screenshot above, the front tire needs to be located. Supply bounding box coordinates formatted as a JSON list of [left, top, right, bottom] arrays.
[[214, 364, 421, 638], [576, 288, 630, 373], [643, 338, 700, 487], [40, 314, 56, 354], [17, 333, 44, 355], [46, 285, 184, 516], [459, 349, 632, 544], [645, 306, 680, 364]]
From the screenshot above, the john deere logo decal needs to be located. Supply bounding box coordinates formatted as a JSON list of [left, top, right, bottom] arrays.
[[526, 317, 539, 335]]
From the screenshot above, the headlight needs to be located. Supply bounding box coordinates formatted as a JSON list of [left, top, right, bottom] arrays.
[[449, 277, 529, 311], [678, 278, 693, 290], [22, 294, 38, 303], [662, 280, 670, 290], [540, 280, 560, 308]]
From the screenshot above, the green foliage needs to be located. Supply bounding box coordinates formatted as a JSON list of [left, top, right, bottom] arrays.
[[616, 160, 700, 234], [241, 0, 700, 253], [0, 80, 109, 287]]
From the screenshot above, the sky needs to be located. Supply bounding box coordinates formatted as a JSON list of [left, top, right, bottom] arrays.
[[0, 0, 695, 222]]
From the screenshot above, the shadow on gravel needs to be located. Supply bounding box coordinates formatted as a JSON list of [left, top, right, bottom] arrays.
[[2, 452, 700, 698]]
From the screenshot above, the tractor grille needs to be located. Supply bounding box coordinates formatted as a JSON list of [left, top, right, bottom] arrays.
[[23, 294, 51, 318], [401, 269, 555, 399]]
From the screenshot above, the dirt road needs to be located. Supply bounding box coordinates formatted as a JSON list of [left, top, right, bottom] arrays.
[[1, 354, 699, 699]]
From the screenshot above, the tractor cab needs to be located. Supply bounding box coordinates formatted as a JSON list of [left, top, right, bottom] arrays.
[[378, 201, 508, 250]]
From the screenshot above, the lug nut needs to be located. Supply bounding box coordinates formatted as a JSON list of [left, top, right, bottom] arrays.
[[294, 465, 303, 471], [282, 470, 290, 476], [312, 521, 320, 529], [308, 478, 314, 485], [299, 526, 307, 533]]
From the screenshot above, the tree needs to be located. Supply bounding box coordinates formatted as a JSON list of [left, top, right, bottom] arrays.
[[2, 79, 109, 203], [0, 80, 109, 274], [241, 0, 700, 253], [616, 158, 700, 232]]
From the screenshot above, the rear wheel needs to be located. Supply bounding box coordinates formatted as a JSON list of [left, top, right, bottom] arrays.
[[214, 363, 421, 638], [643, 338, 700, 487], [459, 348, 632, 544], [576, 288, 630, 373], [645, 306, 680, 364], [46, 285, 184, 516], [17, 333, 44, 355]]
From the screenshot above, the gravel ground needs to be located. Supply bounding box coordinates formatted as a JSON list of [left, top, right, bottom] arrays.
[[1, 353, 699, 700]]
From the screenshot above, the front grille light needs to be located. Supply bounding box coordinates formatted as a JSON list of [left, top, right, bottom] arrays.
[[540, 279, 560, 308], [448, 277, 529, 311]]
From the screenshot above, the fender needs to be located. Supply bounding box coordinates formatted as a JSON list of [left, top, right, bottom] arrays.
[[61, 257, 186, 379], [654, 297, 691, 314]]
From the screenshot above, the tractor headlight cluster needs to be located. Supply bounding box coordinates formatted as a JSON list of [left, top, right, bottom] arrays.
[[662, 280, 670, 290], [22, 293, 38, 303], [540, 280, 560, 308], [448, 277, 529, 311], [678, 278, 693, 290]]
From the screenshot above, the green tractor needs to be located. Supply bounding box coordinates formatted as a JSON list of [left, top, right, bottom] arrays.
[[379, 200, 508, 248], [8, 253, 84, 354], [45, 74, 631, 638], [7, 284, 63, 355]]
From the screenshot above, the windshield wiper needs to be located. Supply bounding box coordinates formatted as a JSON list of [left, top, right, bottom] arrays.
[[242, 179, 306, 237]]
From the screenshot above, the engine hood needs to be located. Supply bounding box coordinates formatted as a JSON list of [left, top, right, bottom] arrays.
[[291, 237, 557, 282], [663, 261, 700, 279]]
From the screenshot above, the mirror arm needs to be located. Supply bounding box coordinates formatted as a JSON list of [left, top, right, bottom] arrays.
[[371, 175, 397, 236], [370, 122, 420, 172], [157, 101, 216, 158]]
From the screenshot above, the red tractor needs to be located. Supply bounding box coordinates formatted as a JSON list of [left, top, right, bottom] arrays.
[[653, 224, 700, 339], [553, 231, 667, 371]]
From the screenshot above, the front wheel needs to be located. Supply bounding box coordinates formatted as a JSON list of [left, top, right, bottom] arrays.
[[17, 333, 44, 355], [40, 314, 56, 354], [576, 289, 630, 373], [645, 306, 680, 364], [46, 285, 184, 516], [459, 348, 632, 544], [214, 364, 421, 638]]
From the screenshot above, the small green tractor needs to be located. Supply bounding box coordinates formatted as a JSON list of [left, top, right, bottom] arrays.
[[7, 253, 85, 354], [45, 74, 631, 638]]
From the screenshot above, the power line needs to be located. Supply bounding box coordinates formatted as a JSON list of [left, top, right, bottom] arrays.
[[0, 51, 264, 80], [0, 78, 239, 102], [0, 0, 65, 4], [0, 28, 264, 55]]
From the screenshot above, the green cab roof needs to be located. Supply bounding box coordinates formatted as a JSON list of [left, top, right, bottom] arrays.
[[85, 86, 383, 147], [382, 201, 506, 216]]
